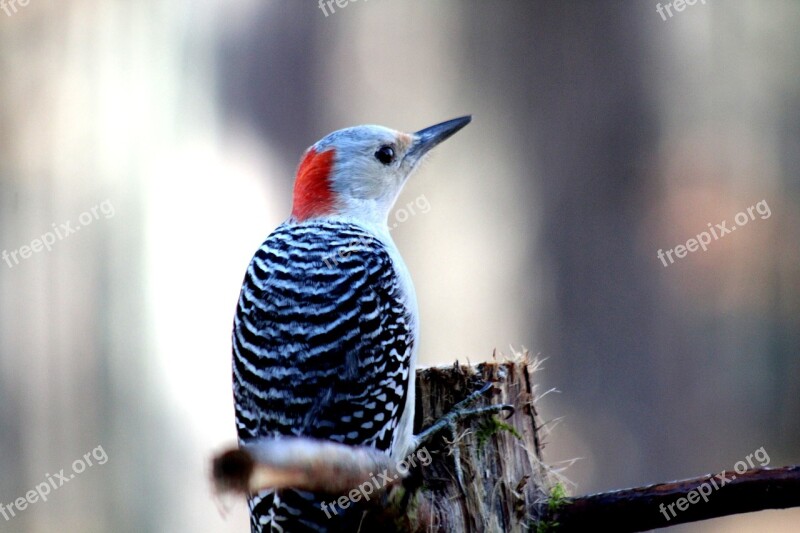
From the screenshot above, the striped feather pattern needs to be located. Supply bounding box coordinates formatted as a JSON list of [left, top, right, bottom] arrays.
[[232, 220, 415, 532]]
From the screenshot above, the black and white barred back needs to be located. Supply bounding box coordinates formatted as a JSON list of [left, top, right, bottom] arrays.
[[232, 220, 415, 532]]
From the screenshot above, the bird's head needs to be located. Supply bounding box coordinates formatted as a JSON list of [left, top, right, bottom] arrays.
[[290, 116, 471, 226]]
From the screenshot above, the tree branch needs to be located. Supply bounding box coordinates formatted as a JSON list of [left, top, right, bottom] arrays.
[[550, 465, 800, 532]]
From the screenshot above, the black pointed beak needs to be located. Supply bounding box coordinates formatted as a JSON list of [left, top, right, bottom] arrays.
[[406, 115, 471, 162]]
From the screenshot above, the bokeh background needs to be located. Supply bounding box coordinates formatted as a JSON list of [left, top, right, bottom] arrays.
[[1, 1, 799, 531]]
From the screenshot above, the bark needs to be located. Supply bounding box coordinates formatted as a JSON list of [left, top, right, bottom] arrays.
[[405, 354, 553, 532], [551, 465, 800, 532]]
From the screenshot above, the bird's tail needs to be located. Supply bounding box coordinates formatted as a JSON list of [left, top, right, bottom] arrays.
[[249, 488, 366, 533]]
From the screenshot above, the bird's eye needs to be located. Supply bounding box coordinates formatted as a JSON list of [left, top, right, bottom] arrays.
[[375, 145, 395, 165]]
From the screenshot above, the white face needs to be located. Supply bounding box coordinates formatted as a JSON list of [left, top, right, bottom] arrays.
[[297, 117, 470, 227], [314, 125, 420, 220]]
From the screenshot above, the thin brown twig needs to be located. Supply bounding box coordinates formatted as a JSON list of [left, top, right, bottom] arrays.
[[550, 465, 800, 532]]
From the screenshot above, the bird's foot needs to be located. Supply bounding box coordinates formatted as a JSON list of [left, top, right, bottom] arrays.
[[413, 382, 514, 491]]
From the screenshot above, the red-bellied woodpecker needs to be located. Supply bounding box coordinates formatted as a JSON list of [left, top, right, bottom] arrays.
[[232, 116, 471, 532]]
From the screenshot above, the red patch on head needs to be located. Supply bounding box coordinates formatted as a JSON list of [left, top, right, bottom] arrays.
[[291, 147, 336, 221]]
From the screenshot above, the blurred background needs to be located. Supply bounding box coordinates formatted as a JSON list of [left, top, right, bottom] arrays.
[[1, 1, 798, 531]]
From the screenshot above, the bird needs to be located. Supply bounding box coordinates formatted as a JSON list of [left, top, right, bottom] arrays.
[[231, 116, 472, 532]]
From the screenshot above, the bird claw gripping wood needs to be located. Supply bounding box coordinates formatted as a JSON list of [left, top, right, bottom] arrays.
[[415, 382, 515, 491]]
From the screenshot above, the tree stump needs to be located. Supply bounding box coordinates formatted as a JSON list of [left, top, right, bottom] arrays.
[[398, 352, 556, 532]]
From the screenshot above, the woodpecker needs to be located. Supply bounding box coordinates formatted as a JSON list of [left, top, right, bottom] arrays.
[[232, 116, 471, 532]]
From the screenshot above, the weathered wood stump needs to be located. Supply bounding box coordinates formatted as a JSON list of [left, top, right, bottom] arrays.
[[365, 352, 556, 532]]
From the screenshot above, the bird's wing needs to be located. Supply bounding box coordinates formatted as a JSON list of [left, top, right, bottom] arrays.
[[232, 221, 414, 452]]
